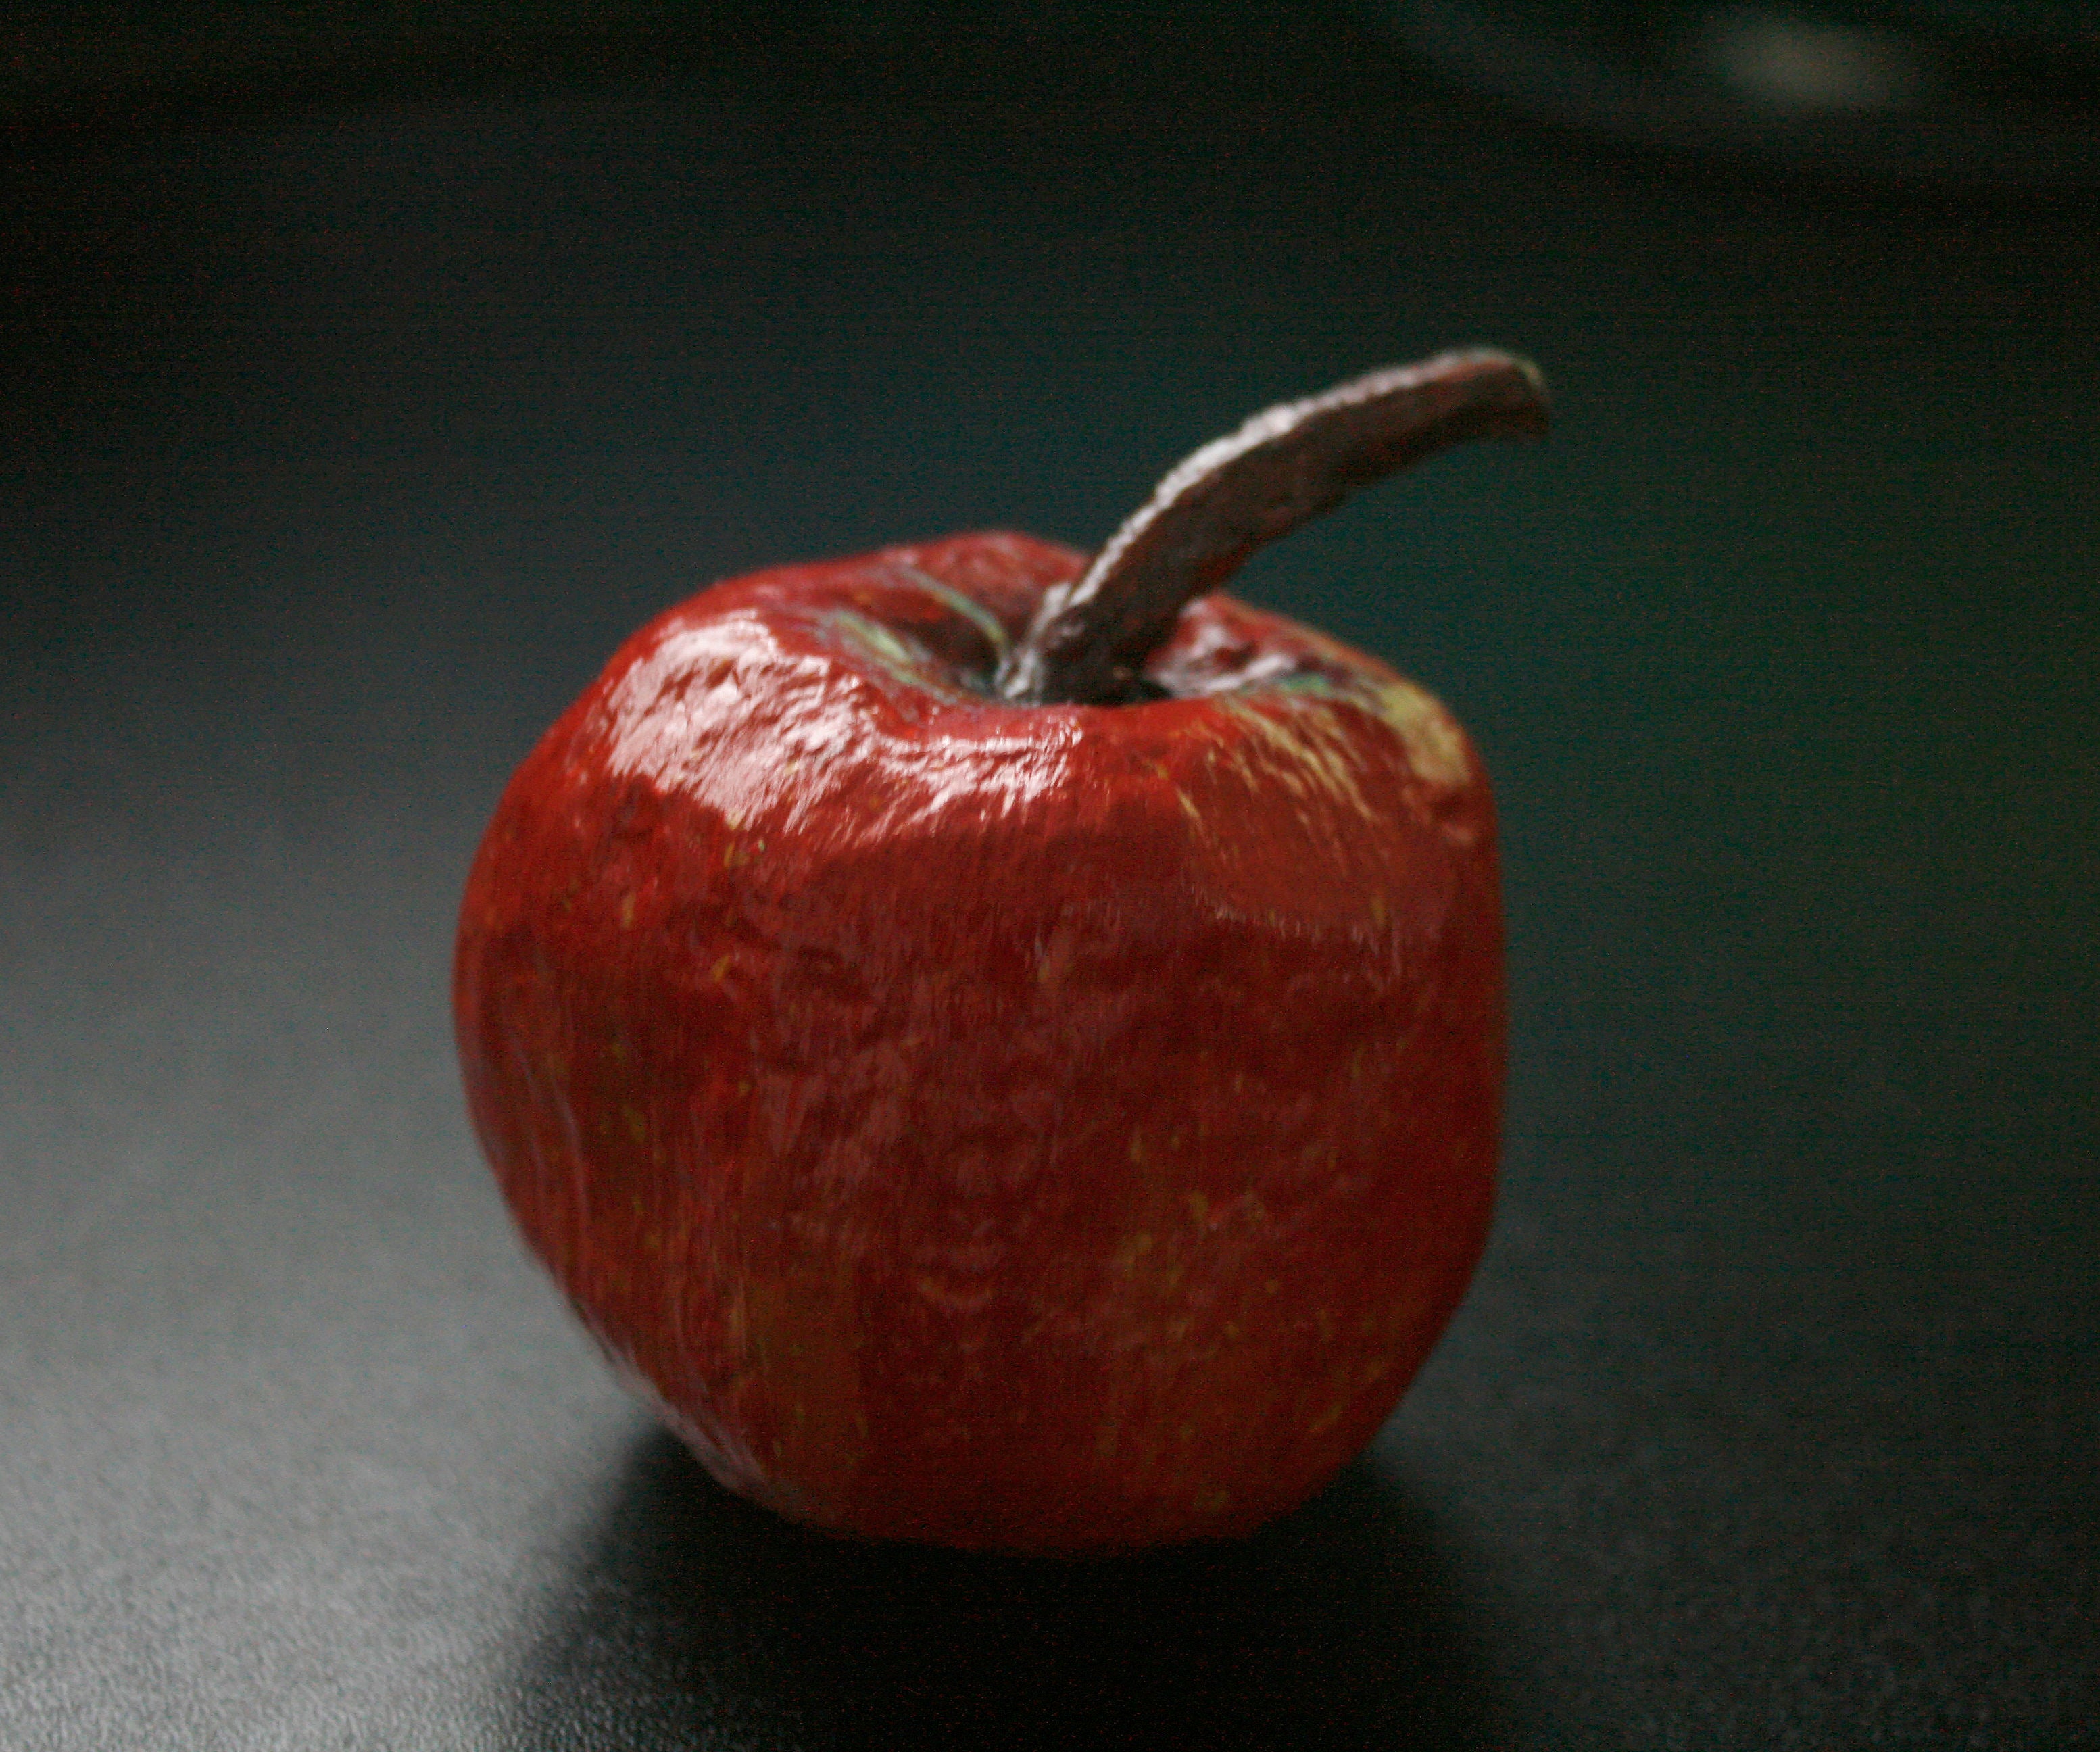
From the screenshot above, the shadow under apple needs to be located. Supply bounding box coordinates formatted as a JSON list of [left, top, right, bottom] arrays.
[[504, 1424, 1510, 1751]]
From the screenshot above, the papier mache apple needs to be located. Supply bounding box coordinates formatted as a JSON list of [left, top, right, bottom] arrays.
[[454, 350, 1548, 1551]]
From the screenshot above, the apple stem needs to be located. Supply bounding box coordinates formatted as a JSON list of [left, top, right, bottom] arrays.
[[996, 349, 1551, 706]]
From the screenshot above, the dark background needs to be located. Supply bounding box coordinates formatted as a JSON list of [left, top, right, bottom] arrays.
[[3, 7, 2095, 1747]]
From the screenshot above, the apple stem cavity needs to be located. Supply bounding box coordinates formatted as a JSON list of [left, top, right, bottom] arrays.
[[996, 349, 1551, 706]]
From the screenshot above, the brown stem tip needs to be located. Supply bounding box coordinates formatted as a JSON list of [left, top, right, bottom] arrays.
[[998, 348, 1550, 706]]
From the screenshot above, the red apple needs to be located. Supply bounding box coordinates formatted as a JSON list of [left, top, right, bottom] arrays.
[[454, 350, 1548, 1551]]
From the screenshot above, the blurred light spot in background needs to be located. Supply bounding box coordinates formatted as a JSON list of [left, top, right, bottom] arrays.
[[1700, 7, 1939, 114], [1388, 0, 2100, 189]]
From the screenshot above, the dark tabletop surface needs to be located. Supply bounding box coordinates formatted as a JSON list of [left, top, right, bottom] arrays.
[[3, 14, 2095, 1749]]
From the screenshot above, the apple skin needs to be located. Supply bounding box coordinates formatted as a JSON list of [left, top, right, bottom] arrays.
[[454, 529, 1501, 1553]]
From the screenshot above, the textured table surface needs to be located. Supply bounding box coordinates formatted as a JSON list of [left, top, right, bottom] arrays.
[[4, 18, 2095, 1749]]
